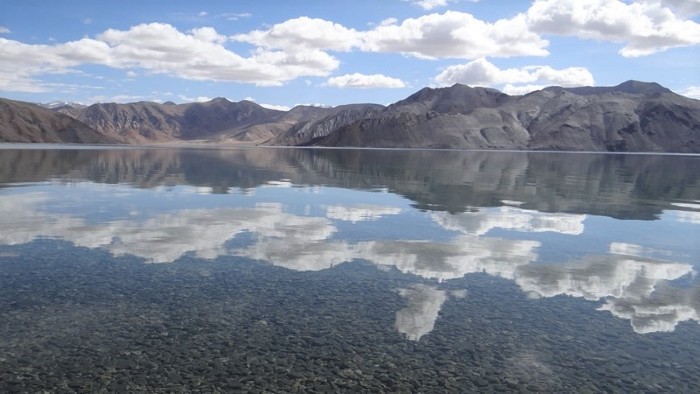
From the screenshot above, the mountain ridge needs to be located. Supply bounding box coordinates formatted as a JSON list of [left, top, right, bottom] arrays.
[[1, 80, 698, 152]]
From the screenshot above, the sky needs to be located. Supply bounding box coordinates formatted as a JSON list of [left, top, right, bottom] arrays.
[[0, 0, 699, 109]]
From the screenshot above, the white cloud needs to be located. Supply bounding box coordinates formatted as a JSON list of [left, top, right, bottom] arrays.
[[678, 85, 700, 99], [233, 16, 362, 51], [362, 12, 549, 59], [198, 11, 208, 17], [221, 12, 252, 21], [410, 0, 453, 10], [379, 18, 398, 27], [435, 58, 594, 94], [218, 96, 291, 111], [643, 0, 700, 18], [0, 26, 10, 34], [259, 102, 291, 111], [0, 36, 111, 92], [526, 0, 700, 57], [0, 23, 341, 92], [90, 94, 149, 103], [501, 84, 549, 96], [326, 73, 407, 89], [408, 0, 480, 10]]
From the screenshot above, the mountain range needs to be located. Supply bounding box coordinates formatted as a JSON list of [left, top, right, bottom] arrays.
[[1, 80, 699, 152]]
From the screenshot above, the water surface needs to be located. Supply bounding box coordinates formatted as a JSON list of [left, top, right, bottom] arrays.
[[1, 145, 699, 392]]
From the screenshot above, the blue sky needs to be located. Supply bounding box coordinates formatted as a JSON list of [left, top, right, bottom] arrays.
[[1, 0, 698, 109]]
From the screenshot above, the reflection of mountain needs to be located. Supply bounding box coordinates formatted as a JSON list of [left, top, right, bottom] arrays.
[[1, 147, 699, 220]]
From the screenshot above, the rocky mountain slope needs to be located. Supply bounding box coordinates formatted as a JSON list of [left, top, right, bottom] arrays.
[[1, 80, 698, 152], [71, 98, 287, 143], [0, 98, 118, 144], [297, 81, 700, 153]]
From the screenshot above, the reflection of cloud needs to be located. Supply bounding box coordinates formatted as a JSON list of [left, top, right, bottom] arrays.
[[395, 285, 469, 341], [325, 204, 402, 223], [516, 255, 692, 301], [0, 191, 540, 277], [0, 193, 86, 245], [610, 242, 674, 260], [432, 206, 585, 236], [238, 239, 353, 271], [670, 210, 700, 224], [395, 284, 449, 341], [598, 284, 700, 334], [669, 202, 700, 224], [358, 235, 539, 281], [0, 193, 336, 263], [237, 234, 539, 280], [514, 252, 697, 333], [3, 189, 696, 334]]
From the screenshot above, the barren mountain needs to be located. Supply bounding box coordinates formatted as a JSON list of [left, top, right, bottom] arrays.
[[267, 104, 384, 146], [1, 80, 698, 151], [0, 98, 118, 144], [295, 81, 700, 153], [72, 98, 287, 143]]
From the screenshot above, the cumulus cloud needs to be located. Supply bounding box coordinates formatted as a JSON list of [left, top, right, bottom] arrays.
[[0, 23, 340, 92], [259, 103, 292, 111], [435, 58, 595, 94], [325, 73, 407, 89], [410, 0, 453, 10], [232, 16, 362, 51], [678, 86, 700, 100], [0, 26, 10, 34], [408, 0, 480, 10], [526, 0, 700, 57], [0, 36, 111, 92], [362, 11, 549, 59], [653, 0, 700, 17]]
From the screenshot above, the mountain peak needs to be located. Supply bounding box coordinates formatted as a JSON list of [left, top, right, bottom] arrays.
[[546, 80, 673, 96], [208, 97, 231, 104], [614, 80, 673, 94]]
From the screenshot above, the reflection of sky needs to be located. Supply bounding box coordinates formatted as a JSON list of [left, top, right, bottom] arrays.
[[0, 180, 698, 335]]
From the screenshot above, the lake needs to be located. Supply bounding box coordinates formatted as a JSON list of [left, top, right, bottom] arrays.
[[1, 144, 699, 392]]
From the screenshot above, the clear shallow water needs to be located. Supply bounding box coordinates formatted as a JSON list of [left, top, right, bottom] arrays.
[[0, 145, 699, 392]]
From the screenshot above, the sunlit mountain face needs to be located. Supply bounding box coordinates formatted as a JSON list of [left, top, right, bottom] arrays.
[[1, 145, 699, 391]]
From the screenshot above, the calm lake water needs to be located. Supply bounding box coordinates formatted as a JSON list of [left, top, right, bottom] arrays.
[[1, 144, 699, 392]]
